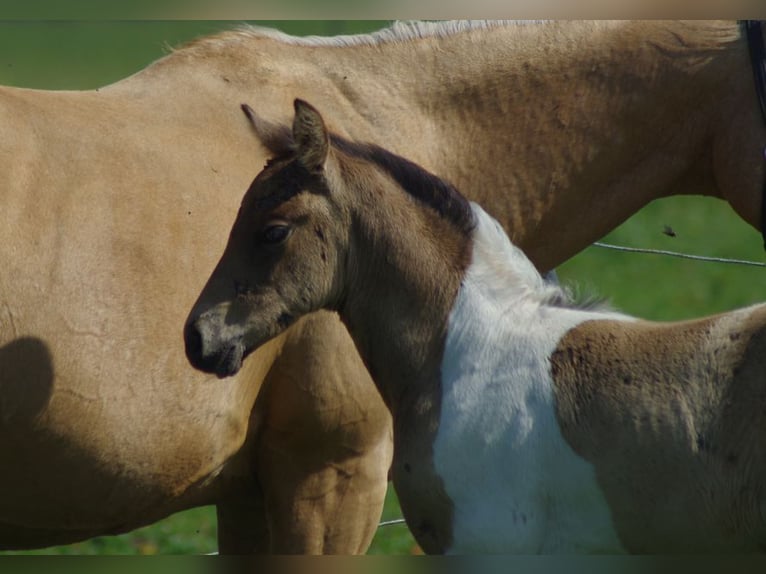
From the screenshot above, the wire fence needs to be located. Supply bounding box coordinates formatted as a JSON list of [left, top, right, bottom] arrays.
[[592, 242, 766, 268], [378, 518, 407, 528]]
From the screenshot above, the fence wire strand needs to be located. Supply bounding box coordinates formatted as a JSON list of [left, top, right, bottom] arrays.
[[378, 518, 407, 528], [592, 242, 766, 268]]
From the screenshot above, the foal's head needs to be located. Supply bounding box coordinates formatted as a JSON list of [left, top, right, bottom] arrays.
[[185, 99, 477, 378], [184, 100, 354, 377]]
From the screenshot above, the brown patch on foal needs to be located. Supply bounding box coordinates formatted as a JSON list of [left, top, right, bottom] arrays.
[[550, 308, 766, 552]]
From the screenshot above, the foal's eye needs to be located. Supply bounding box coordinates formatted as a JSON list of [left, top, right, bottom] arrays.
[[261, 223, 293, 244]]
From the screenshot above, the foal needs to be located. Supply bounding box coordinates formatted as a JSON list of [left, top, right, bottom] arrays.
[[185, 100, 766, 553]]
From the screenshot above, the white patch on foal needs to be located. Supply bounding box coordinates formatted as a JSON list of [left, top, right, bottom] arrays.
[[433, 204, 631, 553]]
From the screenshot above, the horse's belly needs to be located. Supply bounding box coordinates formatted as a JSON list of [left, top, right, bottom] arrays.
[[0, 303, 254, 530], [0, 203, 244, 528]]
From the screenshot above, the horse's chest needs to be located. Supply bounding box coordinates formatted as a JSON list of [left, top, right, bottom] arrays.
[[427, 366, 625, 553]]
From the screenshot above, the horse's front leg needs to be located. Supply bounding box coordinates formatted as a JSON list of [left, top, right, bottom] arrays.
[[256, 311, 393, 554], [215, 461, 271, 554]]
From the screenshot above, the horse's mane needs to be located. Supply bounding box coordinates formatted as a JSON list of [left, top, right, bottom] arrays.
[[469, 204, 611, 313], [172, 20, 547, 54], [244, 105, 477, 237], [330, 136, 477, 237], [236, 21, 536, 48], [171, 20, 743, 62]]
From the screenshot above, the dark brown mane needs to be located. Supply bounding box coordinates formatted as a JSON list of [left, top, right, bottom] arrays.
[[329, 135, 477, 236], [245, 104, 476, 234]]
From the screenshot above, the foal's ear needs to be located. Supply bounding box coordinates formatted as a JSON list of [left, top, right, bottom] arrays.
[[292, 99, 329, 172], [241, 103, 294, 157]]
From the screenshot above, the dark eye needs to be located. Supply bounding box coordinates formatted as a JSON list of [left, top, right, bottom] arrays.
[[262, 223, 292, 244]]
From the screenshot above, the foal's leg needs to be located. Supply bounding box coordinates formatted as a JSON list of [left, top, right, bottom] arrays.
[[256, 312, 393, 554]]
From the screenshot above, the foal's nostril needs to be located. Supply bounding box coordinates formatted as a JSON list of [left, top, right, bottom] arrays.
[[184, 321, 204, 367], [184, 320, 240, 376]]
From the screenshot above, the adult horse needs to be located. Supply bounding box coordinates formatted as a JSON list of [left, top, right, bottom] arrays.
[[0, 20, 764, 552]]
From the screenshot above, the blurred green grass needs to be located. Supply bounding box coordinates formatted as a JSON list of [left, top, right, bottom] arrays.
[[0, 21, 384, 89], [1, 20, 764, 555], [558, 196, 764, 320]]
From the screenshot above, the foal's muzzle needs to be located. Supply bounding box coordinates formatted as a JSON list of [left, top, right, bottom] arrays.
[[184, 320, 245, 379]]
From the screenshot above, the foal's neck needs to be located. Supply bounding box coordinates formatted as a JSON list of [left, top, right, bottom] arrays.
[[337, 196, 472, 419]]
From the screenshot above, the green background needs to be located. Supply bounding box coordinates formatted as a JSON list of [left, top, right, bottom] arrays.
[[0, 20, 763, 555]]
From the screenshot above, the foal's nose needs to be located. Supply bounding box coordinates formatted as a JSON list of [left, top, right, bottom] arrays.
[[184, 318, 246, 378], [183, 320, 215, 374]]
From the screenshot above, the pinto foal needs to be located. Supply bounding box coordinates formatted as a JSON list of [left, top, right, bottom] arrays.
[[185, 100, 766, 553]]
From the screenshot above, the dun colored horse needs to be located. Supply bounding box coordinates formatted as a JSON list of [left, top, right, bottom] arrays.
[[186, 100, 766, 553], [2, 20, 764, 552]]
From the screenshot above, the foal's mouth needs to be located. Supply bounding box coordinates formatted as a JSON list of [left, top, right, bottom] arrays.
[[184, 321, 246, 379], [212, 340, 245, 379], [184, 308, 296, 379], [209, 315, 293, 378]]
